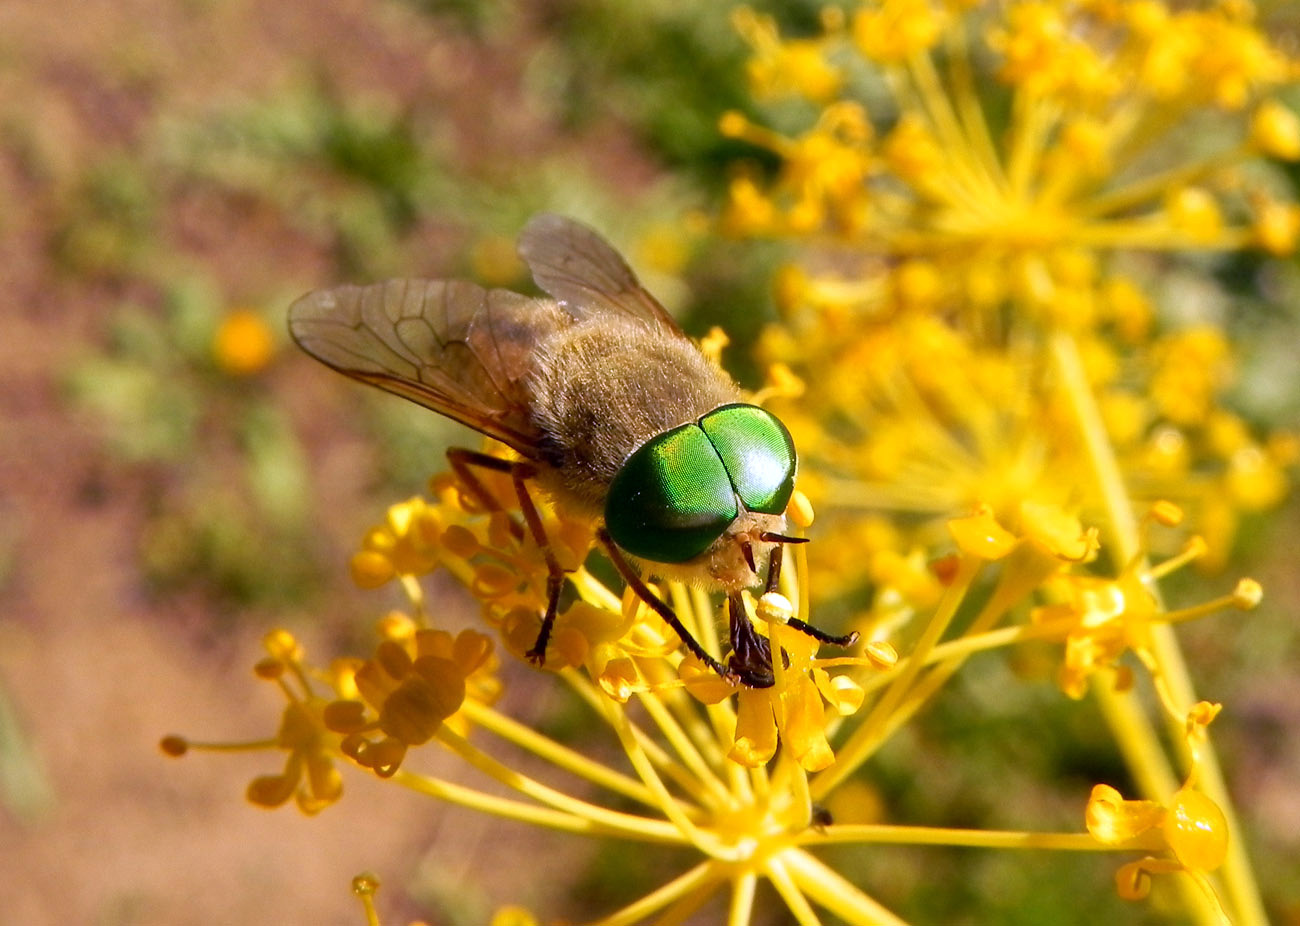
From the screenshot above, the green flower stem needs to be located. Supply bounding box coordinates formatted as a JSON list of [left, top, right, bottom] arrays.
[[392, 768, 662, 839], [572, 566, 624, 611], [1081, 146, 1248, 221], [944, 22, 1003, 184], [1050, 330, 1265, 926], [907, 52, 1002, 205], [595, 679, 737, 858], [728, 870, 758, 926], [398, 574, 427, 623], [801, 823, 1130, 852], [566, 670, 711, 807], [431, 725, 685, 843], [810, 553, 980, 800], [784, 849, 909, 926], [1006, 95, 1058, 200], [764, 855, 822, 926], [457, 698, 658, 809], [637, 686, 735, 810], [1092, 681, 1179, 798], [593, 860, 715, 926]]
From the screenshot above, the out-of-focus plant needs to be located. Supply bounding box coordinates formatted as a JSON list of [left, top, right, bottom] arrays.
[[65, 277, 314, 606], [164, 1, 1299, 924]]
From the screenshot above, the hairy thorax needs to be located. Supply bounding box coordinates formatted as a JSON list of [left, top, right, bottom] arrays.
[[526, 314, 741, 513]]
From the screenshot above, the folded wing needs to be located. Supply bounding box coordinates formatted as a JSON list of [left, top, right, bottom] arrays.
[[288, 278, 566, 458]]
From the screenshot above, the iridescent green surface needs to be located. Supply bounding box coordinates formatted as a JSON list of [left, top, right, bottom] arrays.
[[604, 404, 797, 563], [699, 404, 796, 515], [604, 422, 738, 563]]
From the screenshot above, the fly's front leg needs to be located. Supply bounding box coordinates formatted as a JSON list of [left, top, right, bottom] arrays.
[[764, 541, 784, 595], [447, 447, 525, 541], [446, 448, 566, 667], [728, 592, 775, 689], [597, 528, 737, 684], [761, 535, 859, 648]]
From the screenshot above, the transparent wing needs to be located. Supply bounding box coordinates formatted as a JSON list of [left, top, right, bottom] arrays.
[[518, 213, 688, 337], [288, 278, 567, 458]]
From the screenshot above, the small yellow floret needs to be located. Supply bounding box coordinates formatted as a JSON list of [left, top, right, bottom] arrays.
[[1165, 187, 1223, 243], [1251, 99, 1300, 159], [1232, 578, 1263, 608], [1253, 198, 1300, 255], [262, 629, 303, 663], [1149, 500, 1184, 527], [351, 871, 380, 897], [864, 640, 898, 669], [350, 551, 396, 589], [213, 309, 275, 376], [1163, 788, 1228, 872], [948, 505, 1017, 560], [491, 906, 539, 926]]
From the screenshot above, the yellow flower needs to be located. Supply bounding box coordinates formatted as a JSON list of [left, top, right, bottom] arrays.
[[212, 308, 276, 376], [732, 7, 842, 103], [1030, 506, 1260, 708], [852, 0, 945, 63], [244, 633, 344, 814], [489, 907, 538, 926], [328, 627, 496, 777], [723, 0, 1299, 334], [1086, 703, 1232, 911], [682, 593, 870, 771], [1087, 783, 1229, 898], [161, 630, 345, 815], [349, 496, 446, 587], [171, 5, 1294, 916], [246, 697, 344, 814]]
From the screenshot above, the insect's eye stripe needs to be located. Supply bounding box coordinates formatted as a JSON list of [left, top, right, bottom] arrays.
[[604, 424, 737, 564], [698, 404, 797, 516]]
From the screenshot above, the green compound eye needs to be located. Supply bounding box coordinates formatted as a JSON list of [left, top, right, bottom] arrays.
[[699, 404, 796, 515], [605, 423, 739, 563]]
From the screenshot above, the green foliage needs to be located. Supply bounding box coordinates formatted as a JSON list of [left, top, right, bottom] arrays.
[[50, 155, 158, 277], [64, 277, 316, 607]]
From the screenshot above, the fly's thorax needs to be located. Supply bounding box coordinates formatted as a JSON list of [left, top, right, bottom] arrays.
[[525, 315, 741, 508]]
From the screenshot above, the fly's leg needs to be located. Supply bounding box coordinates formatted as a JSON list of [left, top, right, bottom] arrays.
[[446, 448, 567, 667], [727, 592, 775, 688], [762, 539, 859, 648], [763, 540, 785, 595], [446, 448, 525, 541], [785, 617, 859, 647], [597, 528, 738, 684]]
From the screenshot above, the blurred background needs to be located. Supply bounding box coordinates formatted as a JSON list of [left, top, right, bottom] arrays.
[[0, 1, 783, 922], [2, 0, 1299, 923]]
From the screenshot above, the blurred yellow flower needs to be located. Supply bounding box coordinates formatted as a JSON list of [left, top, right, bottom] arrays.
[[213, 308, 276, 376]]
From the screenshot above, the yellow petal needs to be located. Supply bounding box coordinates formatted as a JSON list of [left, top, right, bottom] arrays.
[[948, 505, 1016, 559], [729, 691, 779, 767]]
